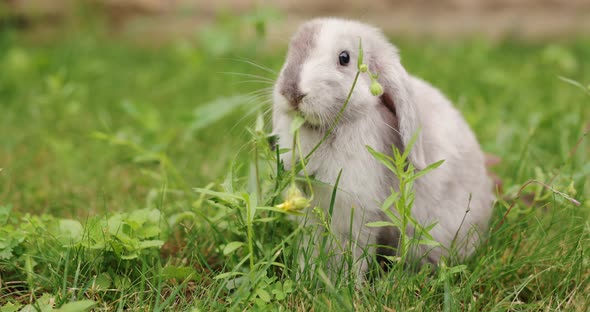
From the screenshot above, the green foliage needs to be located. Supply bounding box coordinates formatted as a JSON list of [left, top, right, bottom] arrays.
[[0, 205, 25, 260], [0, 294, 95, 312], [79, 208, 165, 259], [367, 136, 445, 260], [191, 110, 302, 308], [0, 203, 174, 309], [0, 208, 165, 265]]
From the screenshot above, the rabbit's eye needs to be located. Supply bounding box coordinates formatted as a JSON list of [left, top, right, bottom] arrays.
[[338, 51, 350, 66]]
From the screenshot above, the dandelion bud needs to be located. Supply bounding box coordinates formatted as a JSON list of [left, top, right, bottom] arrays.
[[292, 197, 310, 211], [359, 64, 368, 73], [275, 201, 293, 212], [276, 184, 310, 213], [370, 81, 384, 96]]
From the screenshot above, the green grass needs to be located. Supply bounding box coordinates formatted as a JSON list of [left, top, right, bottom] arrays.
[[0, 21, 589, 311]]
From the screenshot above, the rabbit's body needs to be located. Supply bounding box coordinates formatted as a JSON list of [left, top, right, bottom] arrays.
[[272, 18, 494, 277]]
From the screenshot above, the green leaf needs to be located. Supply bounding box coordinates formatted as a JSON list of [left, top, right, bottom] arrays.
[[283, 280, 294, 293], [272, 288, 286, 300], [246, 192, 258, 223], [161, 266, 196, 280], [137, 240, 165, 249], [270, 262, 286, 269], [402, 129, 422, 161], [366, 221, 397, 228], [223, 241, 244, 255], [131, 208, 161, 225], [222, 170, 235, 194], [447, 264, 468, 275], [167, 211, 196, 227], [366, 146, 396, 172], [55, 300, 96, 312], [214, 271, 244, 280], [19, 305, 40, 312], [114, 275, 131, 289], [411, 159, 445, 181], [423, 221, 439, 233], [0, 239, 15, 260], [416, 239, 441, 247], [22, 293, 53, 312], [0, 204, 12, 224], [290, 114, 306, 134], [255, 112, 264, 133], [92, 273, 111, 290], [381, 191, 399, 211], [193, 188, 243, 202], [120, 252, 140, 260], [106, 214, 124, 236], [137, 225, 161, 238], [256, 288, 272, 303], [55, 219, 84, 245], [0, 302, 21, 312], [328, 169, 343, 220], [383, 209, 402, 226]]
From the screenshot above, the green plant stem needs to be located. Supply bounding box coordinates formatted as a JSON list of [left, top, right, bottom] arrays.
[[277, 71, 362, 202], [291, 134, 297, 184], [397, 163, 408, 258], [296, 131, 314, 198], [254, 140, 261, 200], [303, 71, 361, 161], [246, 199, 255, 271]]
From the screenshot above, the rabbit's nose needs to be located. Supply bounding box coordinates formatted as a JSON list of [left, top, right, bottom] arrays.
[[292, 93, 307, 107], [280, 83, 307, 108]]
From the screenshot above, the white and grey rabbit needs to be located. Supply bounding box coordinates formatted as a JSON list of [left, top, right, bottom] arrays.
[[272, 18, 494, 278]]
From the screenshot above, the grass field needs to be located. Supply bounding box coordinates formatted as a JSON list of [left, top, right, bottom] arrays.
[[1, 19, 589, 311]]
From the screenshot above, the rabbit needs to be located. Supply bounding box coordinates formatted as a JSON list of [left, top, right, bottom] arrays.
[[271, 17, 495, 280]]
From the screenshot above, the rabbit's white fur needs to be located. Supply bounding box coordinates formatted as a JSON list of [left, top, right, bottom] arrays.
[[272, 18, 494, 277]]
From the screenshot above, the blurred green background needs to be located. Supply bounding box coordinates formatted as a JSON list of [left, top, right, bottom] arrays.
[[1, 1, 589, 217]]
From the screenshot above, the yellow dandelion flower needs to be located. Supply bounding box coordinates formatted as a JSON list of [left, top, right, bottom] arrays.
[[276, 184, 310, 213]]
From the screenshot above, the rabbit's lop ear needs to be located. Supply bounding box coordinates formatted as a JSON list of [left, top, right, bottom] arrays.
[[371, 47, 427, 170]]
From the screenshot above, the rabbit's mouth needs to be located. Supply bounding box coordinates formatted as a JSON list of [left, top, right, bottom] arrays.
[[294, 112, 321, 131], [289, 105, 323, 130], [287, 96, 339, 131], [300, 112, 322, 128]]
